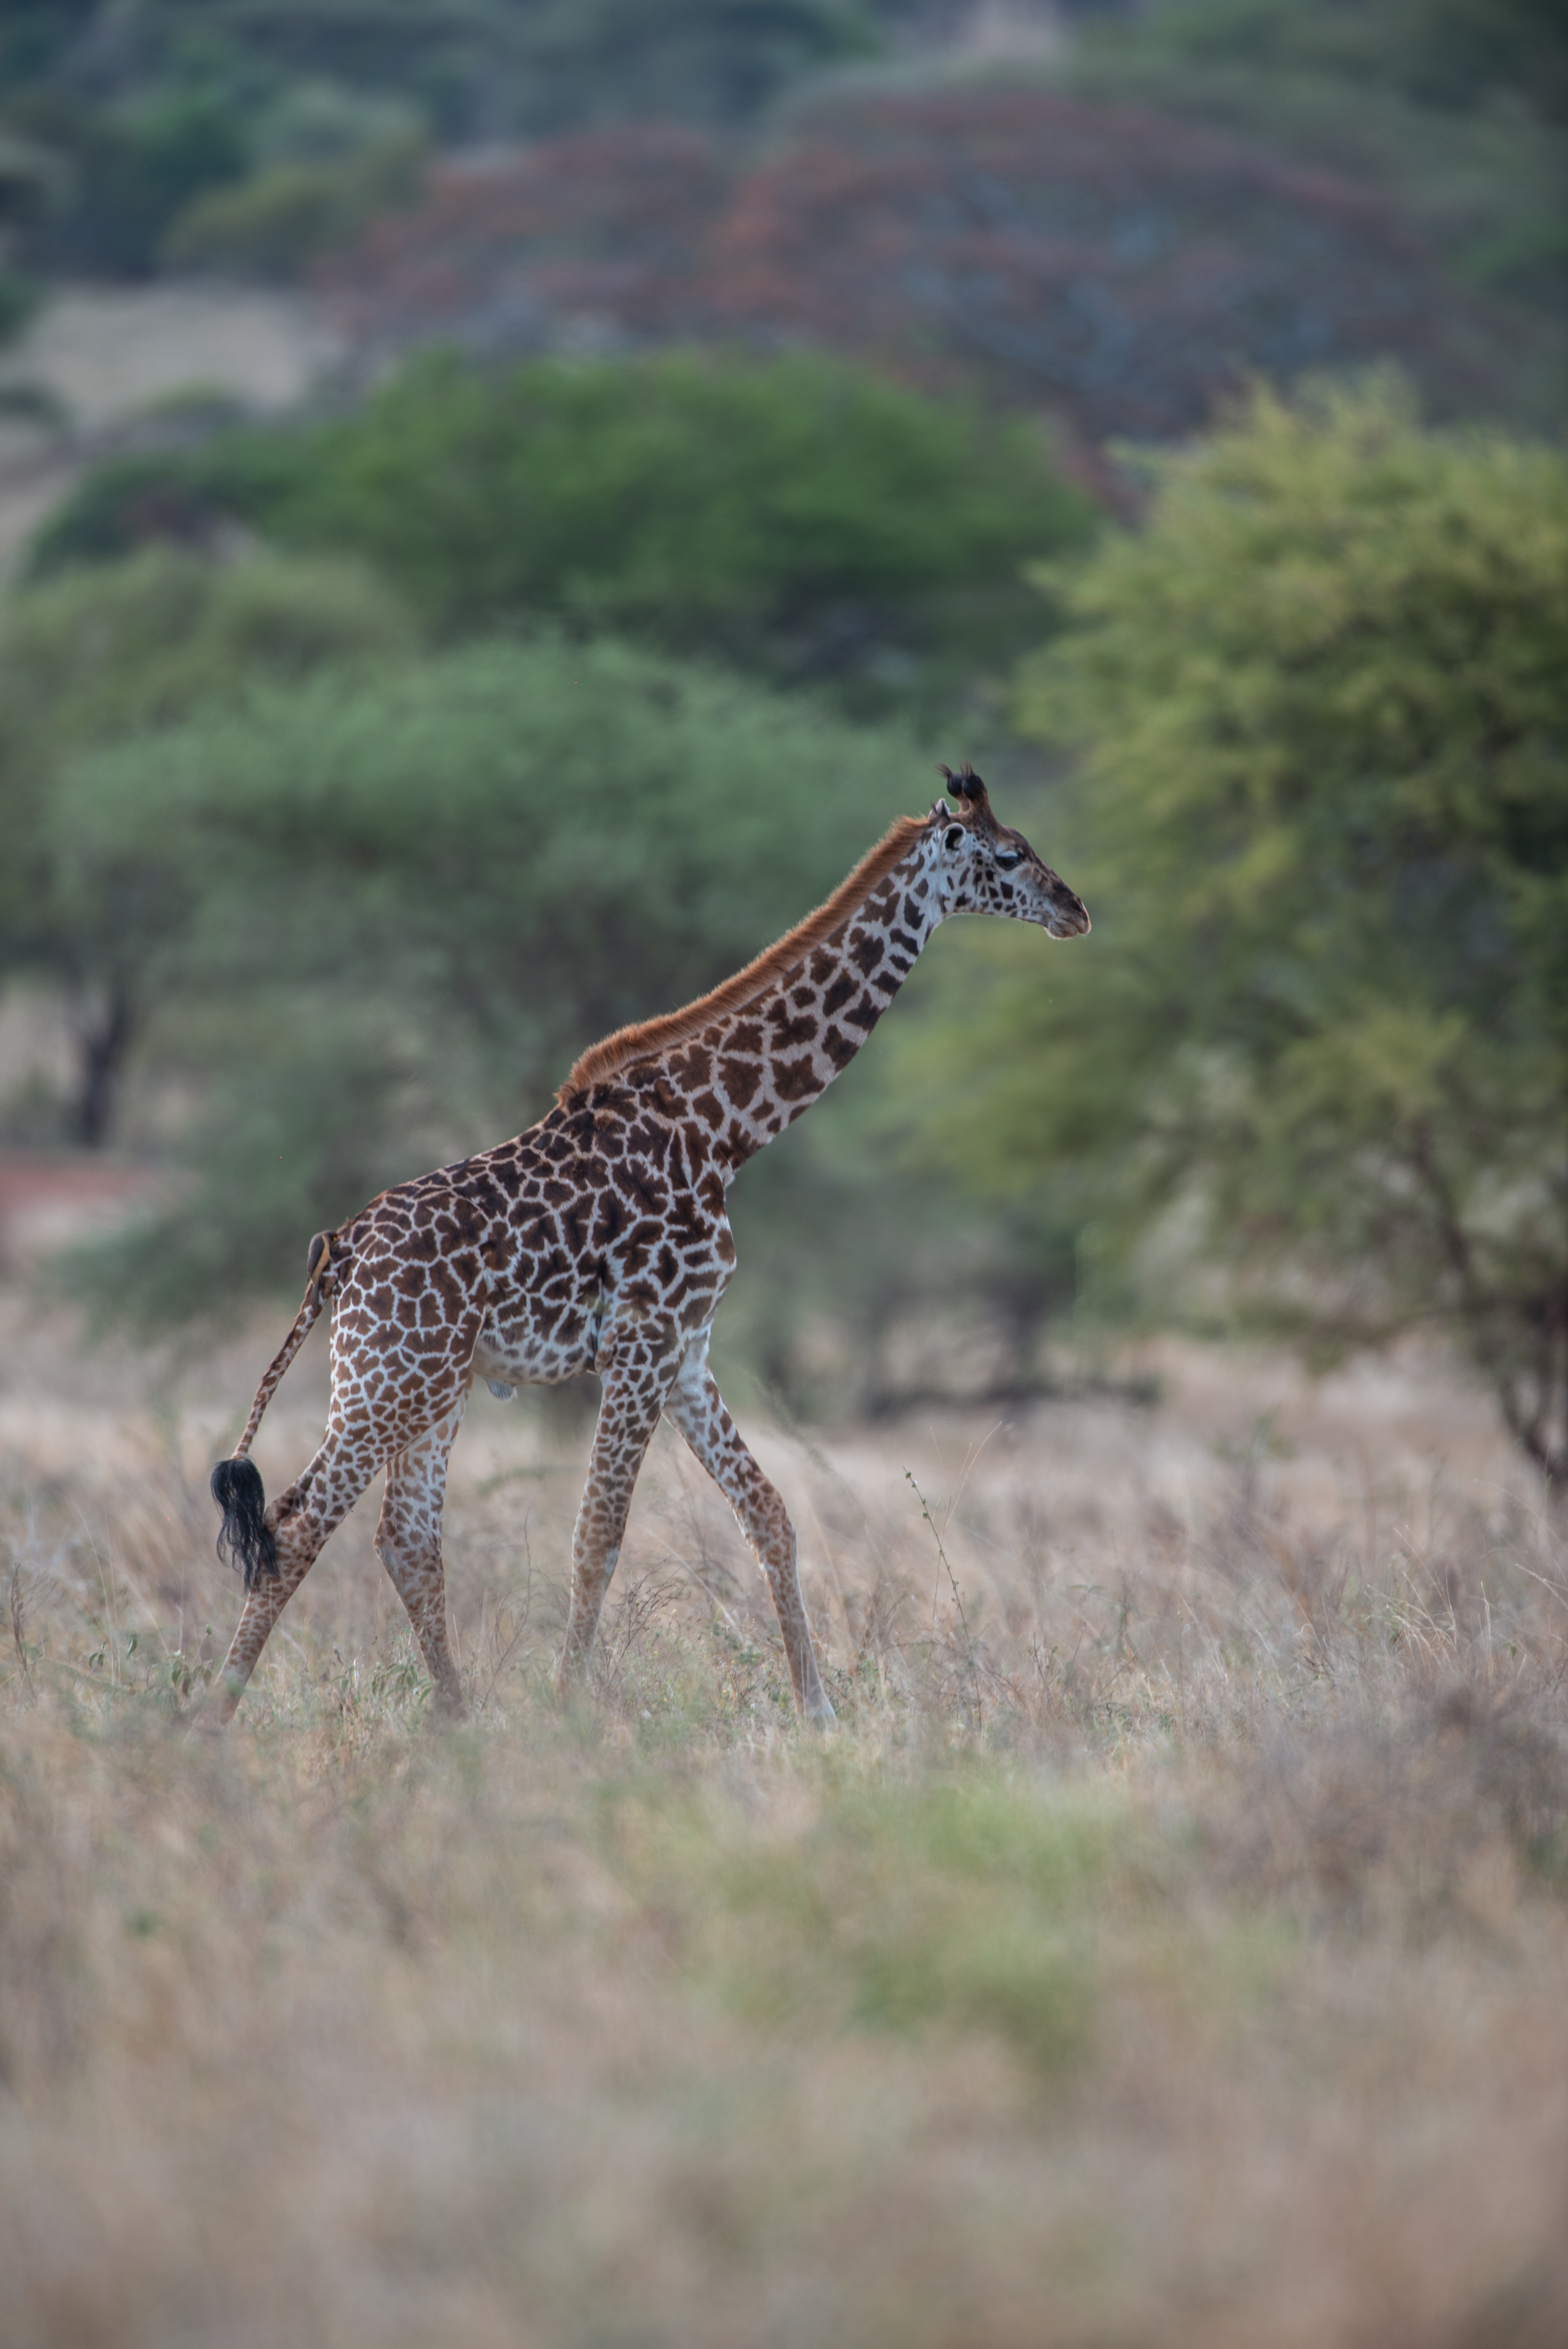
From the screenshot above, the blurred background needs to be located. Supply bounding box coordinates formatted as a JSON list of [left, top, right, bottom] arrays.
[[0, 0, 1563, 1476]]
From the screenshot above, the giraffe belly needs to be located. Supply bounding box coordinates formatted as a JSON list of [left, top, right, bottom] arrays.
[[472, 1304, 602, 1391]]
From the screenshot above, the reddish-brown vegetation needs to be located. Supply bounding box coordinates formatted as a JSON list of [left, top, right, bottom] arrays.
[[325, 89, 1516, 439]]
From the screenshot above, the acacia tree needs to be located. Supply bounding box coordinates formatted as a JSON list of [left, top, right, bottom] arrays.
[[53, 632, 928, 1333], [914, 378, 1568, 1485], [0, 545, 413, 1144]]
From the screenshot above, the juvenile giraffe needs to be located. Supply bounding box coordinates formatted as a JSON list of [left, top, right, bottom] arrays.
[[204, 766, 1088, 1726]]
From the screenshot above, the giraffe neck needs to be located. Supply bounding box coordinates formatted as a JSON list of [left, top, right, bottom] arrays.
[[646, 831, 948, 1174]]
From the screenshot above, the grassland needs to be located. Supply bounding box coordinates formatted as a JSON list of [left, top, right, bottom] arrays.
[[3, 1295, 1567, 2348]]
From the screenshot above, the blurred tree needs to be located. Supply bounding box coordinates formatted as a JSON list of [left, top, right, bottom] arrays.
[[48, 633, 943, 1335], [0, 1, 920, 281], [58, 1019, 413, 1336], [54, 632, 923, 1101], [911, 377, 1568, 1485], [1066, 0, 1568, 314], [303, 91, 1538, 442], [0, 546, 416, 1144], [11, 86, 252, 276], [1088, 0, 1568, 125], [28, 351, 1095, 713], [161, 121, 426, 279]]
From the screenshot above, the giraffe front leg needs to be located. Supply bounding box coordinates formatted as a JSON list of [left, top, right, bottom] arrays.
[[376, 1397, 468, 1722], [665, 1335, 835, 1724], [557, 1323, 683, 1699]]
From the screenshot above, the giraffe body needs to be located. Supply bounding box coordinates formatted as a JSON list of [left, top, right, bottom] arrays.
[[203, 770, 1087, 1727]]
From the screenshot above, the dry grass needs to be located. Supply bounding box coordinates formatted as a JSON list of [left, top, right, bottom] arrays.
[[3, 1293, 1568, 2348]]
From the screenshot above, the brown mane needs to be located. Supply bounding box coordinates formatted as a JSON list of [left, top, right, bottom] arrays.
[[558, 812, 931, 1103]]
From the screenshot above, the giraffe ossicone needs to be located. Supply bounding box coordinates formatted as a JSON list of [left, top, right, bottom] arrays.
[[202, 768, 1089, 1728]]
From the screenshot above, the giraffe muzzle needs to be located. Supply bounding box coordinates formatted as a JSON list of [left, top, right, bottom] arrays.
[[1043, 888, 1090, 939]]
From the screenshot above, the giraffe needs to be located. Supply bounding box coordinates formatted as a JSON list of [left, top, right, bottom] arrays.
[[202, 765, 1089, 1727]]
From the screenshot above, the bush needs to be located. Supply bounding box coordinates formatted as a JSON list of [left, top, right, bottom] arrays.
[[16, 87, 251, 278], [27, 350, 1095, 712], [909, 376, 1568, 1482], [0, 546, 417, 1141], [162, 128, 427, 282]]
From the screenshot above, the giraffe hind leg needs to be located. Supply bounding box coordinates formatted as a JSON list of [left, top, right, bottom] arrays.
[[375, 1397, 467, 1720], [197, 1435, 380, 1729]]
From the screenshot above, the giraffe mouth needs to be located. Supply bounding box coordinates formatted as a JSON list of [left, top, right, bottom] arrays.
[[1044, 896, 1090, 939]]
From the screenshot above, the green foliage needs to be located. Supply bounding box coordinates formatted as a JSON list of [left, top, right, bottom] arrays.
[[0, 543, 413, 900], [1080, 0, 1568, 124], [0, 542, 413, 765], [0, 3, 919, 280], [915, 377, 1568, 1479], [30, 351, 1094, 710], [0, 546, 416, 1137], [58, 1023, 412, 1336], [610, 1770, 1125, 2076], [14, 85, 251, 277], [162, 125, 426, 280], [24, 453, 222, 577], [1066, 0, 1568, 314], [458, 0, 887, 132], [0, 266, 38, 346]]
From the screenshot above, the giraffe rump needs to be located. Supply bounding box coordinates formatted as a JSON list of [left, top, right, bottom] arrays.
[[211, 1456, 278, 1590]]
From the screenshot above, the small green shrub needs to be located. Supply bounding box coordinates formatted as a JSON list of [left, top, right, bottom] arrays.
[[0, 546, 417, 1141], [163, 129, 426, 281], [617, 1772, 1125, 2077]]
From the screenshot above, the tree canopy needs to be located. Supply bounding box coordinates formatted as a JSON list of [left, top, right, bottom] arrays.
[[911, 377, 1568, 1481], [51, 631, 936, 1335], [0, 545, 415, 1142], [30, 351, 1094, 715], [0, 2, 918, 276]]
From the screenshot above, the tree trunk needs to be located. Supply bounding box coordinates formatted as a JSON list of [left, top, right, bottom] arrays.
[[71, 987, 133, 1150]]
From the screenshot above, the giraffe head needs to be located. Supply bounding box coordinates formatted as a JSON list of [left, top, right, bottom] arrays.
[[933, 764, 1089, 938]]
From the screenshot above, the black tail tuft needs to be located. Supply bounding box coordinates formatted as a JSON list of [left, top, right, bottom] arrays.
[[211, 1456, 278, 1591]]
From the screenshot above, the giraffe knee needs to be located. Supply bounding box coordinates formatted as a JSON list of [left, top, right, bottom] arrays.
[[268, 1481, 332, 1569]]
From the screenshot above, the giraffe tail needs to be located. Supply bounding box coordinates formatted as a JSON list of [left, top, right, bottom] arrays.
[[210, 1230, 337, 1592]]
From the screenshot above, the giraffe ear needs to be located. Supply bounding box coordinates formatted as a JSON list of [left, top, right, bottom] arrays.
[[930, 798, 950, 817]]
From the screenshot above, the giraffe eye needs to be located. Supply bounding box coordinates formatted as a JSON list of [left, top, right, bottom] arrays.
[[995, 850, 1023, 870]]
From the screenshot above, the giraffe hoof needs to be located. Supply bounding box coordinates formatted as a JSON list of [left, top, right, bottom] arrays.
[[804, 1692, 838, 1729]]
